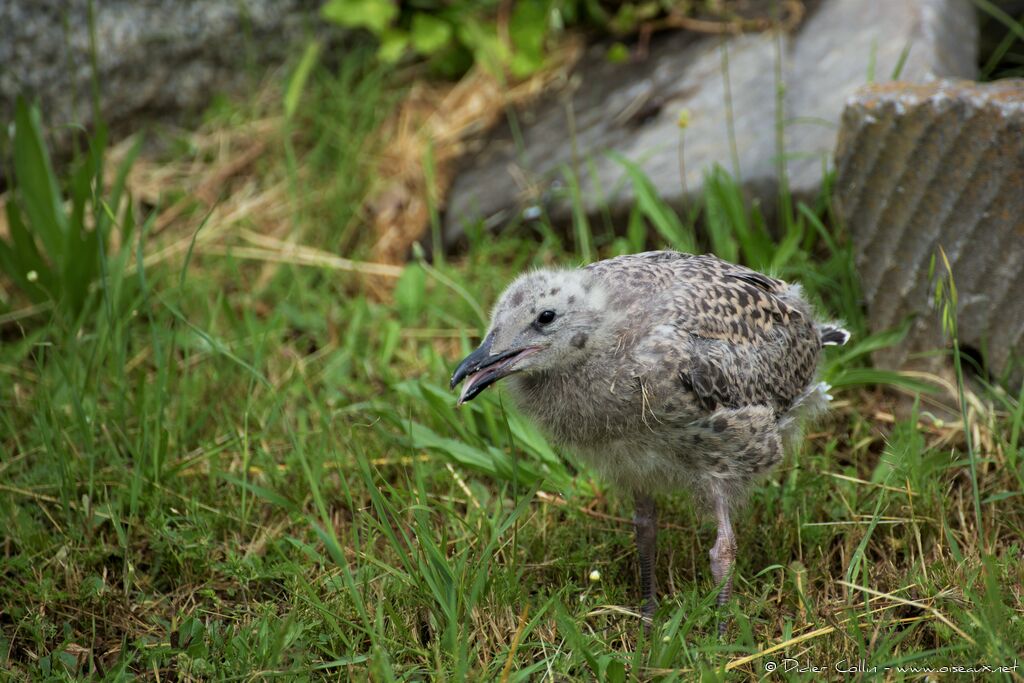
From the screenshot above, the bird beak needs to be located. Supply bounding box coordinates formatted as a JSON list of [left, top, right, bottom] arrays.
[[450, 332, 538, 405]]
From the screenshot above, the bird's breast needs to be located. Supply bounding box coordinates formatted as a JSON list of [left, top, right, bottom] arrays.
[[506, 364, 673, 450]]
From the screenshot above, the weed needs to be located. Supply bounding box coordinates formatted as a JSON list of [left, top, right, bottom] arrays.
[[0, 99, 143, 324]]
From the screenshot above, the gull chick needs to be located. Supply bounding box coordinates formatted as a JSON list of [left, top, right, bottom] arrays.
[[450, 251, 849, 627]]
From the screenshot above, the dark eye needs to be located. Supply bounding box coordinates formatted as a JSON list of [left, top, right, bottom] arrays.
[[536, 310, 556, 325]]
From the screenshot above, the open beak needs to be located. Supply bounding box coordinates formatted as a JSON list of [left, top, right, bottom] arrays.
[[450, 332, 538, 405]]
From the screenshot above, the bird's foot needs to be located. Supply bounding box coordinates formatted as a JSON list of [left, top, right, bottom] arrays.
[[633, 493, 659, 634], [709, 493, 737, 639], [639, 598, 658, 633], [712, 569, 735, 638]]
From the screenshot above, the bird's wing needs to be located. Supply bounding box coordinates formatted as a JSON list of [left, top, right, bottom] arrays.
[[584, 250, 697, 275], [583, 251, 697, 306], [668, 254, 800, 346], [676, 335, 790, 411], [617, 253, 820, 412], [590, 251, 802, 344]]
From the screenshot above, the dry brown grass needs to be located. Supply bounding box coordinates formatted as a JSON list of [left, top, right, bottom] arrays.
[[366, 39, 584, 265]]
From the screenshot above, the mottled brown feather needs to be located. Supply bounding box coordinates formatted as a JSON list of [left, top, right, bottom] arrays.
[[486, 250, 844, 498]]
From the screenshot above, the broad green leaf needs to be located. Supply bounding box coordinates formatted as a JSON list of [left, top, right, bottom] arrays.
[[61, 224, 100, 315], [0, 241, 40, 303], [321, 0, 397, 34], [456, 19, 508, 74], [407, 421, 499, 474], [377, 29, 409, 63], [405, 420, 547, 485], [509, 1, 547, 75], [510, 51, 544, 78], [503, 410, 560, 467], [827, 323, 910, 367], [13, 99, 67, 259], [2, 201, 50, 299], [415, 380, 465, 435], [603, 659, 627, 683], [410, 13, 452, 55]]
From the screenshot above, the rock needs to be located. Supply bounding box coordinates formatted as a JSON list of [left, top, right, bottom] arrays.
[[443, 0, 977, 246], [834, 79, 1024, 382], [0, 1, 325, 149]]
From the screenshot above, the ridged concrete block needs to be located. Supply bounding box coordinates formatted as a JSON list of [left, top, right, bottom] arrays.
[[834, 80, 1024, 380]]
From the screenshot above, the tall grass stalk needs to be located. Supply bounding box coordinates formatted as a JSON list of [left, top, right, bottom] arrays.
[[932, 247, 983, 538]]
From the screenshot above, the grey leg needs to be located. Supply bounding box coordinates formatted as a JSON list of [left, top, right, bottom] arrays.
[[709, 493, 737, 634], [633, 493, 658, 624]]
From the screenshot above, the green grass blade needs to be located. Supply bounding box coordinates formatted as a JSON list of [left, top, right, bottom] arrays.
[[611, 152, 695, 252], [285, 40, 322, 120], [0, 201, 51, 300], [12, 99, 67, 259]]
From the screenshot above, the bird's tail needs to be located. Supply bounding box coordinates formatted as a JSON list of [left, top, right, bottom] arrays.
[[818, 324, 850, 346]]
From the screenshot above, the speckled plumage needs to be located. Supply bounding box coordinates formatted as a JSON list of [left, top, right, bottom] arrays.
[[451, 250, 848, 627], [503, 252, 836, 497]]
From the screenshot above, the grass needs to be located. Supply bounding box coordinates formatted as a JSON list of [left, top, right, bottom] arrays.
[[2, 48, 1023, 681]]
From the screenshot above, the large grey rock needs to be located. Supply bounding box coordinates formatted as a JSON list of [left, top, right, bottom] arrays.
[[835, 79, 1024, 381], [444, 0, 977, 245], [0, 1, 322, 141]]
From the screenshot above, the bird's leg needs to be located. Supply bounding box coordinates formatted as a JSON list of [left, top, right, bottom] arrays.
[[633, 492, 658, 625], [709, 493, 736, 634]]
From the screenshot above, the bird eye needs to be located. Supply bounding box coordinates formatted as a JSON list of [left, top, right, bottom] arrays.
[[536, 310, 556, 325]]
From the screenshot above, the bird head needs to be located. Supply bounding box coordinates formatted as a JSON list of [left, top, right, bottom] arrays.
[[451, 268, 605, 405]]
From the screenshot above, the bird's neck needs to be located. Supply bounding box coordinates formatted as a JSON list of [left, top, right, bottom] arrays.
[[506, 357, 620, 449]]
